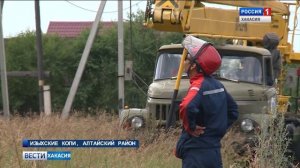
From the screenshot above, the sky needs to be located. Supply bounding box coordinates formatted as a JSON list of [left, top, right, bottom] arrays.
[[2, 1, 147, 37], [1, 1, 300, 51]]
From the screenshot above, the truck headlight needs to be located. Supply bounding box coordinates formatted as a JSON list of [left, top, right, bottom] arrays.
[[131, 117, 143, 129], [241, 118, 254, 132]]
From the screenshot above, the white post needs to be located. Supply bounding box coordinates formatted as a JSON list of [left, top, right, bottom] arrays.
[[0, 1, 10, 118], [118, 0, 124, 116], [43, 85, 52, 116], [61, 1, 107, 119]]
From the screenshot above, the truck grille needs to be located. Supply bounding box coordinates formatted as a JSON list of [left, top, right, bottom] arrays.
[[155, 104, 179, 121]]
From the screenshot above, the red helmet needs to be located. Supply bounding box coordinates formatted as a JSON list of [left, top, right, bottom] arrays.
[[182, 36, 221, 75]]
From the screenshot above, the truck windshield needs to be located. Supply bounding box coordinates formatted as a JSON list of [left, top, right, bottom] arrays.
[[219, 56, 262, 84], [154, 53, 183, 80], [155, 53, 262, 84]]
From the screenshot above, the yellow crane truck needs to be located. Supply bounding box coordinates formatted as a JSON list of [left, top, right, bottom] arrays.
[[120, 0, 300, 161]]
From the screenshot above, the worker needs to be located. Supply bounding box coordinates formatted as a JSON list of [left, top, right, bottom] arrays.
[[262, 32, 282, 85], [175, 36, 239, 168]]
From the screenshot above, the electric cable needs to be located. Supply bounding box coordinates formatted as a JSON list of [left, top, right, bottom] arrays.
[[132, 71, 148, 96], [132, 71, 149, 88], [64, 0, 143, 13]]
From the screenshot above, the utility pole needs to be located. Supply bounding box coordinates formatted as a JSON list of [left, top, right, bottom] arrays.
[[0, 0, 10, 119], [61, 1, 107, 119], [34, 0, 44, 114], [118, 1, 124, 116]]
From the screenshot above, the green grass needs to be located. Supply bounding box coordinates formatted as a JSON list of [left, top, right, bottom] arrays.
[[0, 114, 181, 168], [0, 113, 295, 168]]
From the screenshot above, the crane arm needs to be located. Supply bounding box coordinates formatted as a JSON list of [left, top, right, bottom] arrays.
[[144, 0, 300, 62], [145, 0, 287, 40]]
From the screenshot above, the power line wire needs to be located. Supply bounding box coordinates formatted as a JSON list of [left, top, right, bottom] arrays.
[[64, 1, 143, 13], [64, 0, 96, 12]]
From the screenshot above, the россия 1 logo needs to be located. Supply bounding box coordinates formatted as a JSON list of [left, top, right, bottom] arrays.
[[239, 7, 271, 23]]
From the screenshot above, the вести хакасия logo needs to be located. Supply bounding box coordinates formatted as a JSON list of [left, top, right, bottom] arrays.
[[23, 151, 71, 161]]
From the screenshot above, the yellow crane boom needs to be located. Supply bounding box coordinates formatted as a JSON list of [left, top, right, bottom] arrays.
[[144, 0, 299, 63]]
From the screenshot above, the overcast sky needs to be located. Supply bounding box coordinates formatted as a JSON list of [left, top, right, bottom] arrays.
[[2, 1, 146, 37], [2, 1, 299, 51]]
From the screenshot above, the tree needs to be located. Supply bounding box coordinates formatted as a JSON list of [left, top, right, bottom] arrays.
[[123, 10, 183, 108], [1, 11, 183, 114]]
